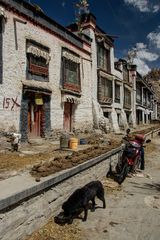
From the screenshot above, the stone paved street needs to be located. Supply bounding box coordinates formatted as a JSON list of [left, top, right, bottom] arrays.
[[78, 137, 160, 240]]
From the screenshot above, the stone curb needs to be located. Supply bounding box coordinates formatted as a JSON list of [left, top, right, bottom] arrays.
[[0, 127, 160, 212], [0, 147, 121, 212]]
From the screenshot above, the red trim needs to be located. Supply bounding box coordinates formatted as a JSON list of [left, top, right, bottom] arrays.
[[64, 82, 81, 93], [29, 63, 48, 76], [3, 3, 91, 56]]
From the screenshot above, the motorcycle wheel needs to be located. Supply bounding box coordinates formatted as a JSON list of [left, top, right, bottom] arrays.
[[117, 162, 130, 184], [116, 154, 128, 174], [115, 163, 121, 174]]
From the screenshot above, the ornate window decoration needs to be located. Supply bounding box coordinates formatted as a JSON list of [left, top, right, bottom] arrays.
[[98, 76, 113, 104], [62, 49, 81, 93], [26, 40, 50, 81]]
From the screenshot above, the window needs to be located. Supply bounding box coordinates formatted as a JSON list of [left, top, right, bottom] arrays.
[[136, 84, 142, 103], [26, 40, 50, 81], [147, 93, 152, 108], [97, 45, 110, 72], [143, 89, 147, 106], [124, 87, 131, 108], [0, 18, 3, 84], [123, 65, 129, 82], [115, 83, 120, 103], [62, 50, 81, 93], [98, 77, 112, 104]]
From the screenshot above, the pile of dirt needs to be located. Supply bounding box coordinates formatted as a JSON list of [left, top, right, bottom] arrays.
[[30, 141, 120, 180], [0, 151, 54, 172], [102, 178, 122, 194], [25, 220, 81, 240], [0, 125, 159, 176]]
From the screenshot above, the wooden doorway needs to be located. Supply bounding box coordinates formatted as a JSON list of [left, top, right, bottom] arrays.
[[63, 102, 73, 132], [28, 94, 44, 138]]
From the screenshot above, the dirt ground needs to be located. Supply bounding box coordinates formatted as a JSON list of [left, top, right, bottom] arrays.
[[0, 136, 120, 178], [26, 136, 160, 240], [0, 125, 159, 181]]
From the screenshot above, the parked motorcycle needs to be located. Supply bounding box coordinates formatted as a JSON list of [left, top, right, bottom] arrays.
[[106, 132, 151, 185], [116, 134, 151, 175]]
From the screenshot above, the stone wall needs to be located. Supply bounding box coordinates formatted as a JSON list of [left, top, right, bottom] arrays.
[[0, 152, 119, 240]]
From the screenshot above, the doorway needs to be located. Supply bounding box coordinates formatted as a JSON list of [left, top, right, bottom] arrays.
[[28, 94, 44, 138], [63, 102, 73, 132]]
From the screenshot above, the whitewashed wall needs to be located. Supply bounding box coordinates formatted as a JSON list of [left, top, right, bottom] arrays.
[[0, 7, 93, 132]]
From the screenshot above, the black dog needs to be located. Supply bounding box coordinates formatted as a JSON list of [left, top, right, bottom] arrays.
[[61, 180, 106, 222]]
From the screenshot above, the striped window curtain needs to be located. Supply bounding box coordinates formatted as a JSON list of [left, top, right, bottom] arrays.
[[101, 77, 112, 98]]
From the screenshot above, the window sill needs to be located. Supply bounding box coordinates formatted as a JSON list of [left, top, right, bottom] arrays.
[[63, 83, 81, 93], [61, 88, 81, 97]]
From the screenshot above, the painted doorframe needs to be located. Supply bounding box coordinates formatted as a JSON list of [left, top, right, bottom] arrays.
[[28, 93, 44, 138], [20, 89, 51, 142]]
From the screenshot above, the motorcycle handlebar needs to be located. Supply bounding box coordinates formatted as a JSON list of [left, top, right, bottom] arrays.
[[122, 137, 151, 144]]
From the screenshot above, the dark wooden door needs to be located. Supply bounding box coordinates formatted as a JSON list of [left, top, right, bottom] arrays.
[[64, 102, 72, 132], [28, 103, 43, 138]]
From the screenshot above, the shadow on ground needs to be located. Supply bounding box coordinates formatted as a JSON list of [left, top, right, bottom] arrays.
[[130, 181, 160, 192]]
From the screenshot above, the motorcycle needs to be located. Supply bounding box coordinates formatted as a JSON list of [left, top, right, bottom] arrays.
[[106, 133, 151, 184], [116, 134, 151, 174]]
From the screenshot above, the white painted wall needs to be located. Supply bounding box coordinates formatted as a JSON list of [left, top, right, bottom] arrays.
[[0, 7, 93, 132]]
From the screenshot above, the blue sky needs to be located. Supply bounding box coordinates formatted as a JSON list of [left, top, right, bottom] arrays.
[[27, 0, 160, 75]]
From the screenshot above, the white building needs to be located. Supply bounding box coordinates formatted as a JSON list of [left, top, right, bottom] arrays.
[[136, 72, 155, 125], [68, 14, 136, 133], [0, 0, 93, 141], [0, 1, 157, 141]]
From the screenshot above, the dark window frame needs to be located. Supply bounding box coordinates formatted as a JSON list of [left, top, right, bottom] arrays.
[[98, 77, 113, 104], [26, 40, 49, 82], [136, 84, 142, 104], [123, 65, 129, 82], [62, 55, 81, 93], [115, 83, 120, 103], [143, 89, 147, 106], [124, 87, 131, 108], [97, 44, 110, 72]]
